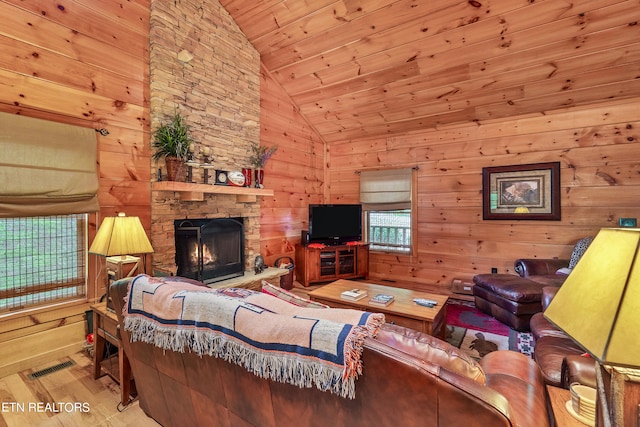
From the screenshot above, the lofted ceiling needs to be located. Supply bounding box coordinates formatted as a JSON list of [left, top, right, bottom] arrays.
[[220, 0, 640, 143]]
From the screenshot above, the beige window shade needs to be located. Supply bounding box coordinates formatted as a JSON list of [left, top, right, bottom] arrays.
[[360, 168, 412, 210], [0, 112, 99, 217]]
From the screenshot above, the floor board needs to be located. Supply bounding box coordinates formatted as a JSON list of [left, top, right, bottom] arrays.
[[0, 351, 159, 427]]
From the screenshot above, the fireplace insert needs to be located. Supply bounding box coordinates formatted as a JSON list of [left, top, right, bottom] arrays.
[[174, 218, 245, 284]]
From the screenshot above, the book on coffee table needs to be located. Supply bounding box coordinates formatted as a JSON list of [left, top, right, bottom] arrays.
[[368, 294, 394, 307], [340, 288, 368, 301]]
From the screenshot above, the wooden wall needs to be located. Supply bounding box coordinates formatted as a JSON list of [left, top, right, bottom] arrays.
[[327, 97, 640, 293], [0, 0, 150, 376], [259, 65, 326, 267]]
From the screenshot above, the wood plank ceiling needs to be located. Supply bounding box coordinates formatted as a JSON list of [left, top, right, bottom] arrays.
[[220, 0, 640, 143]]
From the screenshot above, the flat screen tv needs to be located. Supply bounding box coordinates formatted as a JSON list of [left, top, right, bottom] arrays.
[[308, 204, 362, 245]]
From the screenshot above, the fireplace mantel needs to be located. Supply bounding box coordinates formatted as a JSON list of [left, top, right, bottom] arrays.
[[153, 181, 274, 202]]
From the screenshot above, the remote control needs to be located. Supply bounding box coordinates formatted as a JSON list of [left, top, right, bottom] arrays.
[[413, 298, 437, 307]]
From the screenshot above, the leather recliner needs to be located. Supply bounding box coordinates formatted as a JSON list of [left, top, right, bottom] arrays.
[[529, 285, 596, 388]]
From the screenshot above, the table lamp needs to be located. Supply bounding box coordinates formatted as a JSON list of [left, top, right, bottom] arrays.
[[544, 228, 640, 427], [89, 213, 154, 307]]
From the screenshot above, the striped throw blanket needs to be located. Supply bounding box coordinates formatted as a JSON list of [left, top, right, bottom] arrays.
[[123, 275, 384, 398]]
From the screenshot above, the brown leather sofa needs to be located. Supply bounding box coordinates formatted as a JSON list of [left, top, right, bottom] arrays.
[[514, 258, 597, 389], [110, 278, 555, 427]]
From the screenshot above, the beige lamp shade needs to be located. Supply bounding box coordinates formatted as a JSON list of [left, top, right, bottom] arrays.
[[544, 228, 640, 367], [89, 213, 154, 256]]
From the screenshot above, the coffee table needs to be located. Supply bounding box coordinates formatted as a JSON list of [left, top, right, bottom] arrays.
[[308, 279, 449, 339]]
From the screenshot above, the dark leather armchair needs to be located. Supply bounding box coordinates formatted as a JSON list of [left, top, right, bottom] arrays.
[[515, 236, 595, 284], [514, 258, 569, 279], [475, 236, 597, 387], [530, 286, 597, 388]]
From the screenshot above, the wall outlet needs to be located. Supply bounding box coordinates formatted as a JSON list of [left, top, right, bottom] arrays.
[[619, 217, 637, 227], [491, 267, 498, 274]]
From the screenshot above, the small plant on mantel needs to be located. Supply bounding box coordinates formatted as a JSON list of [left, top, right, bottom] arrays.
[[249, 144, 278, 169], [152, 110, 193, 181]]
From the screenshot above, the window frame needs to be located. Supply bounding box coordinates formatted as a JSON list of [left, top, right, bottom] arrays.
[[0, 214, 89, 315]]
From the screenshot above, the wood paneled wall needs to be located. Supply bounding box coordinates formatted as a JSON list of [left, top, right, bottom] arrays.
[[327, 97, 640, 292], [259, 64, 325, 266], [0, 0, 150, 376]]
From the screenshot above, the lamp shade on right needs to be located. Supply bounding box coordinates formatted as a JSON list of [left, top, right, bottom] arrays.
[[544, 228, 640, 368]]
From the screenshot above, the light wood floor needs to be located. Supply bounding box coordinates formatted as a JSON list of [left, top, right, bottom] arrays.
[[0, 351, 159, 427]]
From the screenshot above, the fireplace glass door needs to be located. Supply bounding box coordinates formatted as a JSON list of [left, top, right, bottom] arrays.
[[174, 218, 244, 283]]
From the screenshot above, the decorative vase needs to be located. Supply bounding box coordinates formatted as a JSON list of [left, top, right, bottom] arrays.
[[254, 168, 264, 188], [165, 156, 185, 181], [242, 168, 253, 187]]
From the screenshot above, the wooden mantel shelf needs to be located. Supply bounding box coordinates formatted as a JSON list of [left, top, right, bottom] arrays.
[[152, 181, 274, 202]]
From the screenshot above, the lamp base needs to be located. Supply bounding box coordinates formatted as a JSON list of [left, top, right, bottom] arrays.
[[105, 255, 141, 312], [106, 255, 141, 278], [596, 363, 640, 427]]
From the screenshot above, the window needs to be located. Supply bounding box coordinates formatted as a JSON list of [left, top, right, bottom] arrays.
[[365, 209, 412, 252], [0, 214, 87, 313], [360, 168, 414, 254], [0, 113, 97, 314]]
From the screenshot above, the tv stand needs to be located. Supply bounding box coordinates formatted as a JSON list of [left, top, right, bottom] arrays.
[[295, 243, 369, 287]]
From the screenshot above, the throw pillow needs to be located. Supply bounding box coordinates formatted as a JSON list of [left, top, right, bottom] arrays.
[[261, 280, 329, 309], [568, 236, 595, 269]]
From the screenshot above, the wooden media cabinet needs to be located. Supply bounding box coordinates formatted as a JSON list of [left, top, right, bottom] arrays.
[[295, 243, 369, 287]]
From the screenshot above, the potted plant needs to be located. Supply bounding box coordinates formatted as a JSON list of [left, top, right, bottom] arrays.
[[152, 110, 193, 181], [249, 144, 277, 188]]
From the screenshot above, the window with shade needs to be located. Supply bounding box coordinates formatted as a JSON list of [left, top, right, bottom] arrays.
[[360, 168, 415, 254], [0, 112, 99, 314]]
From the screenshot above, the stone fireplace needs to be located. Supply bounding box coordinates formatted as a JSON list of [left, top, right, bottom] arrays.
[[174, 217, 245, 283], [148, 0, 261, 278], [150, 191, 260, 277]]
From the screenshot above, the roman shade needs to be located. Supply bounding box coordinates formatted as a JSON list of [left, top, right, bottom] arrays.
[[359, 168, 412, 210], [0, 112, 99, 217]]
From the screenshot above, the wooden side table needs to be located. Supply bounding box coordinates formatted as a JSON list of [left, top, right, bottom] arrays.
[[547, 385, 591, 426], [92, 302, 134, 406]]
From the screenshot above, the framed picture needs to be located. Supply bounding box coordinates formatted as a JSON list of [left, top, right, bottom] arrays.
[[482, 162, 561, 220]]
